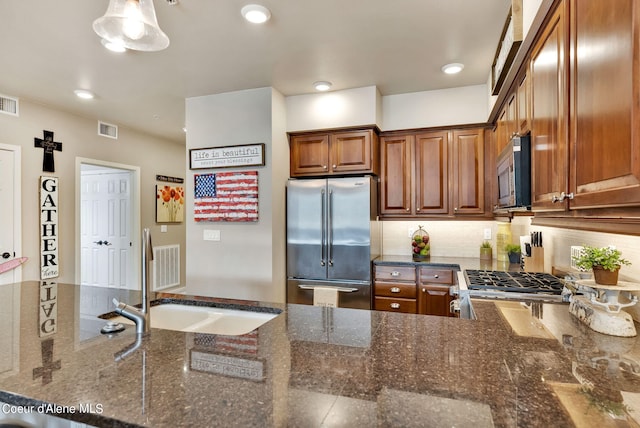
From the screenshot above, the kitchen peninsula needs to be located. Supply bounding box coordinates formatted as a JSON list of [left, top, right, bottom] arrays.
[[1, 280, 640, 427]]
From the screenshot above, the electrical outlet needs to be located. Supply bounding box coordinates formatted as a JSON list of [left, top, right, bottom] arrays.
[[160, 225, 167, 233], [483, 228, 492, 240], [203, 229, 221, 241], [408, 227, 414, 238]]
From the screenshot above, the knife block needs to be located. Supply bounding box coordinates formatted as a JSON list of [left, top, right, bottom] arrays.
[[524, 247, 545, 273]]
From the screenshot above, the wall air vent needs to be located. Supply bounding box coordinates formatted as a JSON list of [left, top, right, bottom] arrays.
[[0, 94, 19, 116], [98, 121, 118, 139]]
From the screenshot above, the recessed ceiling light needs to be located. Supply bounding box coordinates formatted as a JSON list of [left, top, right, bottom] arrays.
[[442, 63, 465, 74], [101, 38, 127, 53], [74, 89, 95, 100], [241, 4, 271, 24], [313, 81, 332, 92]]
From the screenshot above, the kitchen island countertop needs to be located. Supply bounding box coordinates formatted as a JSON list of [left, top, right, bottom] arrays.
[[1, 281, 640, 427]]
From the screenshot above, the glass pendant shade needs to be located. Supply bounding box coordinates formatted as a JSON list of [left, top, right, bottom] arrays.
[[93, 0, 170, 52]]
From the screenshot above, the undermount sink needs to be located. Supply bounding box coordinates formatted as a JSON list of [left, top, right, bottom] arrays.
[[107, 301, 281, 336]]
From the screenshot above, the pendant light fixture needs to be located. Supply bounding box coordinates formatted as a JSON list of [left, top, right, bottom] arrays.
[[93, 0, 170, 52]]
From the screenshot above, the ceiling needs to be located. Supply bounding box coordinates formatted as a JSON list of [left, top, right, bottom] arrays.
[[0, 0, 511, 144]]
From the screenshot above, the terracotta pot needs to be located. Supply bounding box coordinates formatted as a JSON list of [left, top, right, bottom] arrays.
[[480, 248, 492, 261], [593, 266, 619, 285]]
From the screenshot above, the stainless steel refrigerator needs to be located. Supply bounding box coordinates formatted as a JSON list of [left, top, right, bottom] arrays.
[[286, 176, 380, 309]]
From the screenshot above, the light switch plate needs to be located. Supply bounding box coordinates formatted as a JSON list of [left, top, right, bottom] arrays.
[[160, 225, 167, 233], [203, 229, 221, 241]]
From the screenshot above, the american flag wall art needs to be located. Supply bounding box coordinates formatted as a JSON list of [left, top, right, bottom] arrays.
[[194, 171, 259, 222]]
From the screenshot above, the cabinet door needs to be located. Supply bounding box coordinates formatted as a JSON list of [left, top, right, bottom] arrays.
[[496, 106, 509, 155], [517, 72, 530, 134], [530, 2, 568, 211], [569, 0, 640, 208], [451, 129, 485, 214], [290, 134, 330, 176], [415, 131, 449, 214], [418, 285, 452, 317], [380, 135, 413, 215], [506, 92, 518, 140], [330, 130, 374, 174]]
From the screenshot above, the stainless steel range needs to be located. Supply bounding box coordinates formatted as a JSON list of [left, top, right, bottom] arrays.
[[461, 270, 567, 303]]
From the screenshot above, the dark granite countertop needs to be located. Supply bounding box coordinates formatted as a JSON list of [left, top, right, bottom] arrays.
[[1, 281, 640, 427], [374, 255, 522, 272]]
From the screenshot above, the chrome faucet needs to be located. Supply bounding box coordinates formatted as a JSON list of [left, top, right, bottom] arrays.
[[113, 228, 154, 334]]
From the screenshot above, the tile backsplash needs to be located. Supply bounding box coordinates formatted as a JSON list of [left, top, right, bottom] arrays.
[[383, 218, 640, 322], [382, 218, 640, 280]]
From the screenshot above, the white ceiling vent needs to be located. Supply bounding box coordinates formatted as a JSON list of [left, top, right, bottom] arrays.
[[98, 121, 118, 139], [0, 94, 19, 116]]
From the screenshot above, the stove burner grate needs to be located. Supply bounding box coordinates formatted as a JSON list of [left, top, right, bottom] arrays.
[[464, 270, 565, 294]]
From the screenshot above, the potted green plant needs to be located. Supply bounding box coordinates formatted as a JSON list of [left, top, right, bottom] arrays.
[[480, 241, 493, 261], [505, 244, 521, 264], [572, 245, 631, 285]]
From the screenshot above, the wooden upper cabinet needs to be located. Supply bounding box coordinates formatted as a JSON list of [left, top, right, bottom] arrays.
[[380, 127, 487, 217], [569, 0, 640, 209], [530, 1, 569, 211], [517, 72, 530, 134], [506, 92, 518, 141], [451, 129, 485, 214], [415, 131, 449, 214], [290, 128, 379, 177], [330, 131, 375, 174], [496, 106, 509, 155], [290, 134, 330, 176], [380, 134, 413, 215]]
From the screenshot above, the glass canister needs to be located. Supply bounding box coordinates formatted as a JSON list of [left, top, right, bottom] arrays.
[[411, 226, 430, 260], [496, 222, 512, 262]]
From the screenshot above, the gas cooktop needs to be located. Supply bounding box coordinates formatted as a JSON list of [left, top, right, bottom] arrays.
[[464, 270, 565, 295]]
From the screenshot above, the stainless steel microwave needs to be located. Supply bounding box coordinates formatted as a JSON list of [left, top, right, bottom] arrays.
[[496, 135, 531, 209]]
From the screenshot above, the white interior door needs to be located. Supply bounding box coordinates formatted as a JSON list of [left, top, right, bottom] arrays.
[[80, 167, 134, 289], [0, 146, 21, 285]]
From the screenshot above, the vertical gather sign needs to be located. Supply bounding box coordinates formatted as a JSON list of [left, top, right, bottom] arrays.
[[40, 176, 59, 280]]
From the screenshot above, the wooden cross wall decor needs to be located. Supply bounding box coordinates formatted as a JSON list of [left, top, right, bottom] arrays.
[[34, 130, 62, 172]]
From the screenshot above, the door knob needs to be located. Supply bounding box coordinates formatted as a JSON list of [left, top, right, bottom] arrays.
[[1, 252, 11, 259]]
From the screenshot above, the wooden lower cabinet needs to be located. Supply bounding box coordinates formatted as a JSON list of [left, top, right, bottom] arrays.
[[417, 267, 455, 317], [374, 296, 417, 313], [374, 264, 455, 316], [374, 265, 417, 313]]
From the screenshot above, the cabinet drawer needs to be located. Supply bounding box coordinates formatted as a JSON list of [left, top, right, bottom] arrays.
[[375, 265, 416, 282], [418, 268, 454, 284], [374, 281, 416, 298], [374, 296, 416, 313]]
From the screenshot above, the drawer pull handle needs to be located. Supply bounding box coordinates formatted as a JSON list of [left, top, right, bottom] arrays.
[[390, 287, 401, 293], [433, 274, 439, 278], [390, 271, 400, 277], [390, 303, 400, 309]]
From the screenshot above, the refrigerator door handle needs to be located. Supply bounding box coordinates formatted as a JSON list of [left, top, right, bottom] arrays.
[[320, 189, 326, 267], [328, 189, 333, 266]]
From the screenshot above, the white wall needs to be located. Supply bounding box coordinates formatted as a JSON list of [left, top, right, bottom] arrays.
[[382, 85, 489, 131], [0, 98, 185, 284], [286, 86, 381, 131], [185, 87, 288, 303]]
